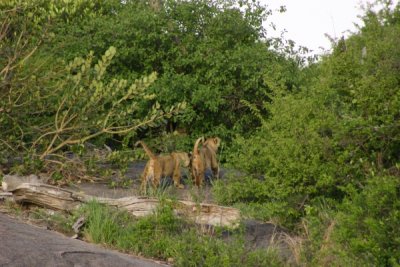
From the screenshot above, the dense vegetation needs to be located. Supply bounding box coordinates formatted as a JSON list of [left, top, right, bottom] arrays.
[[1, 0, 399, 265]]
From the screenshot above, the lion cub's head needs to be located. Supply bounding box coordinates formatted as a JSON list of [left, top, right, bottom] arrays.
[[173, 152, 190, 167], [203, 137, 221, 152]]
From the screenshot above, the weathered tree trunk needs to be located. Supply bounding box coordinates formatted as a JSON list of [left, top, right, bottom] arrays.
[[1, 175, 240, 228]]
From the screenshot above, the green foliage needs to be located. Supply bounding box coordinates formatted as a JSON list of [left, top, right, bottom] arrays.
[[220, 1, 400, 227], [213, 175, 291, 222], [0, 1, 183, 176], [220, 88, 341, 224], [213, 175, 270, 205], [1, 44, 179, 172], [317, 2, 400, 173], [2, 0, 400, 264], [301, 175, 400, 266], [32, 47, 167, 157], [45, 0, 301, 140], [334, 175, 400, 265], [212, 2, 400, 265]]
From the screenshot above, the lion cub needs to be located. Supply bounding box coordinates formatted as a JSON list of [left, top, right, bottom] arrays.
[[191, 137, 221, 186], [135, 141, 190, 192]]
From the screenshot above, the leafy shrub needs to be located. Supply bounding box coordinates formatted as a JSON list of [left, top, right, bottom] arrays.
[[0, 1, 183, 177], [219, 1, 400, 228], [334, 175, 400, 266], [213, 175, 293, 222], [46, 0, 302, 140], [220, 89, 342, 225], [300, 175, 400, 266]]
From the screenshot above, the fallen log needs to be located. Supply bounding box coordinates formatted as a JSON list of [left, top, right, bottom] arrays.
[[1, 175, 240, 228]]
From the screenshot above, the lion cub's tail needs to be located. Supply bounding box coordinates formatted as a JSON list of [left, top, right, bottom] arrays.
[[192, 137, 204, 156], [135, 141, 156, 160]]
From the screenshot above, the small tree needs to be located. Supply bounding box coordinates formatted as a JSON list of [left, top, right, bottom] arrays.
[[0, 2, 183, 177]]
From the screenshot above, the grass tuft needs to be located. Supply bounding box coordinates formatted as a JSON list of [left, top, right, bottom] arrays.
[[77, 200, 285, 266]]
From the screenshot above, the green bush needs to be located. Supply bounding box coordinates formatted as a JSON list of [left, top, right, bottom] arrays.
[[219, 88, 342, 225], [213, 175, 294, 222], [1, 0, 184, 177], [300, 175, 400, 266], [219, 1, 400, 228], [46, 0, 303, 139], [334, 175, 400, 266]]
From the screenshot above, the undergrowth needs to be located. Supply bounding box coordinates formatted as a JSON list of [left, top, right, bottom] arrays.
[[77, 201, 284, 267]]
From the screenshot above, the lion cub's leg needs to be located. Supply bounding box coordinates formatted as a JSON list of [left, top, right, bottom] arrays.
[[141, 159, 162, 193], [192, 158, 205, 187], [140, 162, 151, 193], [210, 154, 219, 179], [152, 160, 162, 189], [196, 170, 205, 187], [172, 157, 184, 189]]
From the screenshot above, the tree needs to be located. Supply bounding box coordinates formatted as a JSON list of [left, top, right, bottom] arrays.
[[0, 1, 182, 177], [216, 1, 400, 226], [45, 0, 302, 140]]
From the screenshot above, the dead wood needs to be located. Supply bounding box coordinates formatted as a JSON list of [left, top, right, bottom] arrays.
[[1, 174, 240, 228]]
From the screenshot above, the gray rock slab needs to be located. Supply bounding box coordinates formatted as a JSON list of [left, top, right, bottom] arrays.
[[0, 213, 167, 267]]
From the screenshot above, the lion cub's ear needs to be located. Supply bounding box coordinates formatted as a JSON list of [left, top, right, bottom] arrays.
[[213, 137, 221, 145]]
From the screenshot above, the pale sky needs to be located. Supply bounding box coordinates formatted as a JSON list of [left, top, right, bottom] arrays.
[[263, 0, 372, 54]]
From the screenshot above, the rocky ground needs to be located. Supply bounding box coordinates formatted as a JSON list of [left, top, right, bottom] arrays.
[[0, 213, 167, 267], [0, 161, 297, 266]]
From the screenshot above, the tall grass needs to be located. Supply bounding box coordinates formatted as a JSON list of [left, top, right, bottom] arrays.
[[78, 201, 285, 267]]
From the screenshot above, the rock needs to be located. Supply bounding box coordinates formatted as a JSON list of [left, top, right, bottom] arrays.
[[0, 213, 167, 267]]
